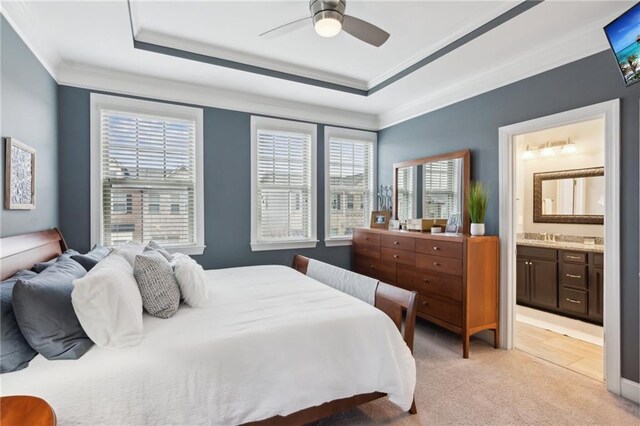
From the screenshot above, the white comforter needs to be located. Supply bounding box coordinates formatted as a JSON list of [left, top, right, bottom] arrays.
[[1, 265, 416, 425]]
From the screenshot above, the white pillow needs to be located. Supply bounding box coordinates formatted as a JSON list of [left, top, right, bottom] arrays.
[[111, 243, 145, 267], [171, 254, 210, 308], [72, 254, 143, 347]]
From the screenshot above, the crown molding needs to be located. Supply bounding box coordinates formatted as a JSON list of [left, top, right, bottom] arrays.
[[378, 22, 610, 129], [55, 63, 379, 131], [0, 3, 60, 80]]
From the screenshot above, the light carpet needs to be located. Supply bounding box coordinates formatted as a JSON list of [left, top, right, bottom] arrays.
[[317, 319, 639, 425]]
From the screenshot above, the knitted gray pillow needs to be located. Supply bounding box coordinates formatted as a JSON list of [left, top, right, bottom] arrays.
[[133, 251, 180, 319]]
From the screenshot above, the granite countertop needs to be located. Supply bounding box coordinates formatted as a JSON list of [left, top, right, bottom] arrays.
[[516, 239, 604, 253]]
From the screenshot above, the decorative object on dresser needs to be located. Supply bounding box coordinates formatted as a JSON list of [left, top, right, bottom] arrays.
[[4, 137, 36, 210], [377, 185, 393, 212], [370, 210, 391, 229], [352, 227, 499, 358], [516, 244, 603, 324], [392, 149, 471, 234], [467, 181, 490, 236]]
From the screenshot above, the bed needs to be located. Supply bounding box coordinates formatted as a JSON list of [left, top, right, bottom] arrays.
[[0, 229, 418, 425]]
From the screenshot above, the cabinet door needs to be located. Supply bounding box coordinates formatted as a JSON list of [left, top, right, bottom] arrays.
[[530, 259, 558, 309], [588, 266, 603, 322], [516, 258, 530, 304]]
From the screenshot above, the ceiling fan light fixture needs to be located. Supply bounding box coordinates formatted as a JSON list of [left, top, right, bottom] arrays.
[[314, 16, 342, 37]]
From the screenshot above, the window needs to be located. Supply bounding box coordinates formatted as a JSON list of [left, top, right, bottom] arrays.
[[250, 116, 317, 251], [91, 94, 204, 254], [397, 166, 416, 221], [325, 127, 376, 246]]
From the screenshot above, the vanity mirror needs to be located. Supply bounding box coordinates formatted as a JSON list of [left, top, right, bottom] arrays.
[[393, 150, 471, 233], [533, 167, 604, 224]]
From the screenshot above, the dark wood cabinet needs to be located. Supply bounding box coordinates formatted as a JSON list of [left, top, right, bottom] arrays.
[[516, 245, 602, 325]]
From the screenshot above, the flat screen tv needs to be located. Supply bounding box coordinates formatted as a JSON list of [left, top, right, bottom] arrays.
[[604, 2, 640, 86]]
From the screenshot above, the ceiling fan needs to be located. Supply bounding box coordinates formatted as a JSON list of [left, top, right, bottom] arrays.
[[259, 0, 390, 47]]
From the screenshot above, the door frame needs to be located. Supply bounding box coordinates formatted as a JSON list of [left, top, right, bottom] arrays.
[[498, 99, 621, 395]]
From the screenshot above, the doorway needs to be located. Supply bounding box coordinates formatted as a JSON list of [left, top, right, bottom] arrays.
[[498, 100, 621, 394]]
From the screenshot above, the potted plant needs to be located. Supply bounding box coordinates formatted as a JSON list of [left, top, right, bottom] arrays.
[[467, 181, 490, 236]]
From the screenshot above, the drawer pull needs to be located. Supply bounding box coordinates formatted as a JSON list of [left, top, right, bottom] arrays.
[[566, 255, 582, 260], [433, 246, 440, 250], [422, 278, 430, 283], [393, 254, 399, 259], [566, 274, 581, 279], [364, 237, 369, 240], [565, 298, 581, 304], [421, 301, 429, 307], [393, 241, 400, 245], [433, 262, 440, 266], [369, 265, 376, 270]]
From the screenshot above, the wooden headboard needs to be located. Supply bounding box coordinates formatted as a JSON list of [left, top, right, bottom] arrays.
[[0, 228, 67, 280]]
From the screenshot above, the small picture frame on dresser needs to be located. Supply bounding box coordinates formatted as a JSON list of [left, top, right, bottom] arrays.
[[370, 211, 391, 229], [389, 219, 401, 230], [445, 213, 461, 235]]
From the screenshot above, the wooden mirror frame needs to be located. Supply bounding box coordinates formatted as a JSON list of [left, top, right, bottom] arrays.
[[392, 149, 471, 234], [533, 166, 604, 224]]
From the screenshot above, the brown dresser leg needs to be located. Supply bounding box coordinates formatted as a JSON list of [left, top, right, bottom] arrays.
[[409, 398, 417, 414], [463, 334, 470, 358], [494, 327, 500, 349]]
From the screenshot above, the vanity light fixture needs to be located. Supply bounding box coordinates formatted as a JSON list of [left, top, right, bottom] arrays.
[[521, 138, 576, 159]]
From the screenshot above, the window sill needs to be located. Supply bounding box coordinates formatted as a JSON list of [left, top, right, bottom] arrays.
[[165, 245, 206, 256], [325, 238, 353, 247], [250, 240, 319, 252]]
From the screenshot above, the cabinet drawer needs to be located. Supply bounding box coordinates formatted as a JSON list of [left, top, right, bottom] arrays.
[[353, 244, 380, 259], [592, 253, 603, 267], [381, 235, 416, 252], [415, 239, 462, 259], [353, 230, 380, 247], [559, 287, 588, 316], [381, 247, 416, 266], [517, 245, 557, 261], [417, 294, 462, 327], [562, 251, 587, 264], [416, 254, 462, 276], [397, 266, 462, 302], [353, 258, 396, 283], [561, 263, 587, 289]]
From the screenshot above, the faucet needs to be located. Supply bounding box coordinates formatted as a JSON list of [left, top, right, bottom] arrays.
[[543, 233, 556, 242]]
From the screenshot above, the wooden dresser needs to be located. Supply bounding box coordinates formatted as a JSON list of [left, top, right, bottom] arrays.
[[352, 227, 499, 358]]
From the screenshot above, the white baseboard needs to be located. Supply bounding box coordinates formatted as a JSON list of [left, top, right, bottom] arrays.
[[516, 305, 604, 346], [620, 378, 640, 404]]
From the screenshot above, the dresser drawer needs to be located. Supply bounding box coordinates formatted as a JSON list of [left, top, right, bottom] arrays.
[[561, 263, 587, 289], [562, 251, 587, 264], [353, 243, 380, 259], [397, 266, 462, 302], [417, 294, 462, 327], [381, 234, 416, 252], [416, 254, 462, 276], [381, 247, 416, 266], [353, 258, 396, 283], [415, 239, 462, 259], [353, 230, 380, 247], [517, 245, 557, 261], [560, 287, 588, 316]]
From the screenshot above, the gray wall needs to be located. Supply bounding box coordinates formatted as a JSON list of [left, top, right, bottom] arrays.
[[378, 51, 640, 382], [58, 86, 352, 270], [0, 17, 58, 236]]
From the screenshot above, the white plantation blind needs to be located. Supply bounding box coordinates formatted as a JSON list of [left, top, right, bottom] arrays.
[[328, 137, 374, 238], [255, 127, 313, 243], [396, 166, 415, 221], [423, 158, 461, 219], [100, 109, 197, 247]]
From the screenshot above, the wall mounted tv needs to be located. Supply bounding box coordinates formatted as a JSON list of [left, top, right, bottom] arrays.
[[604, 2, 640, 87]]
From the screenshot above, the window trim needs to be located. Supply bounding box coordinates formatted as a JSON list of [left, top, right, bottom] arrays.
[[90, 93, 205, 255], [250, 116, 318, 251], [324, 126, 377, 247]]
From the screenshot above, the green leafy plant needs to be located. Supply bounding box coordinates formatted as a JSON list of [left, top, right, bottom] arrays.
[[467, 181, 490, 224]]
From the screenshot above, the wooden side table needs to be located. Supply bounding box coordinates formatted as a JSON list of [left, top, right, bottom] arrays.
[[0, 395, 56, 426]]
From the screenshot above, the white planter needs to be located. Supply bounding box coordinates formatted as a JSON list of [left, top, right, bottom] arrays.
[[470, 223, 485, 236]]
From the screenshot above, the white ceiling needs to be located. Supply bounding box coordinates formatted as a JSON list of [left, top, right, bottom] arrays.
[[1, 1, 634, 130]]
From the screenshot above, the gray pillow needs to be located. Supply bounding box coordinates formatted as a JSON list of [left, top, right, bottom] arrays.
[[143, 240, 172, 262], [1, 270, 38, 373], [13, 257, 93, 360], [32, 249, 79, 273], [71, 245, 111, 272], [133, 251, 180, 319]]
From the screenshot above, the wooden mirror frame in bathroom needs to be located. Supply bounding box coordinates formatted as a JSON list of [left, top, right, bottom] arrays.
[[392, 149, 471, 234], [533, 166, 605, 224]]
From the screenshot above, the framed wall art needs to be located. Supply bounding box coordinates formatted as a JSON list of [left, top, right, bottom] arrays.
[[5, 138, 36, 210]]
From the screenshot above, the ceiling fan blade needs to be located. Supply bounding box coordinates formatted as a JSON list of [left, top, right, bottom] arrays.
[[259, 17, 311, 39], [342, 15, 389, 47]]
